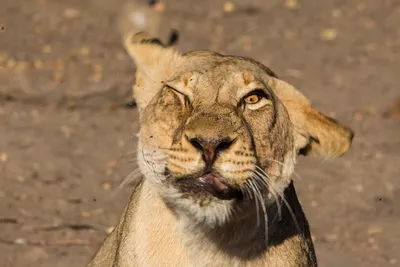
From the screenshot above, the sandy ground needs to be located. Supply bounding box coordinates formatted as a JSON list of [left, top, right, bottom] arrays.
[[1, 0, 400, 266]]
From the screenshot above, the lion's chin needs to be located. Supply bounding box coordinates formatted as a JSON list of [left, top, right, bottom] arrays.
[[157, 184, 236, 227], [175, 198, 236, 227]]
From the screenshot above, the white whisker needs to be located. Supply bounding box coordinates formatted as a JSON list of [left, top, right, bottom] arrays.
[[254, 166, 301, 234], [264, 157, 302, 181], [254, 167, 282, 220], [118, 169, 142, 188], [250, 177, 269, 247], [248, 180, 261, 227]]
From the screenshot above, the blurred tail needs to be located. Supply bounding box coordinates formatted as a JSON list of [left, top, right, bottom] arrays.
[[117, 0, 179, 48]]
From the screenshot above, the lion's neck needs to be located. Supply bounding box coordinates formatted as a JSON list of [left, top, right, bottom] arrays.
[[174, 182, 316, 266], [178, 212, 268, 266], [134, 181, 316, 267]]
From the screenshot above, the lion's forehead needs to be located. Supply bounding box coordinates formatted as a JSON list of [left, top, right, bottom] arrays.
[[169, 55, 272, 103], [176, 53, 268, 80]]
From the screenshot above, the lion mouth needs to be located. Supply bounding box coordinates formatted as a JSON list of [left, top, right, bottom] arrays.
[[177, 173, 242, 200]]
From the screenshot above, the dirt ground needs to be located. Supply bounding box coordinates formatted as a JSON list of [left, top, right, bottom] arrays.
[[1, 0, 399, 266]]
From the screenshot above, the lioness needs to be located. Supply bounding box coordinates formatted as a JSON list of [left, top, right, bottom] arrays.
[[88, 31, 353, 267]]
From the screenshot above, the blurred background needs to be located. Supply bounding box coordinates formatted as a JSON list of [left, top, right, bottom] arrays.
[[0, 0, 399, 266]]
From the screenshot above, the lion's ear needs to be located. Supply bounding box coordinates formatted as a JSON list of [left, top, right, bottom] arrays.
[[271, 78, 354, 158], [123, 32, 182, 112]]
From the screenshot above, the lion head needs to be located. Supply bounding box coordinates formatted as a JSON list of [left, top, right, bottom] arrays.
[[125, 32, 354, 227]]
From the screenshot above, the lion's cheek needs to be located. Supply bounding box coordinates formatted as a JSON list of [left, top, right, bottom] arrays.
[[141, 103, 185, 148]]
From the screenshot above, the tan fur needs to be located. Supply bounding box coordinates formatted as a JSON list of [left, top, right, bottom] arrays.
[[87, 31, 354, 267]]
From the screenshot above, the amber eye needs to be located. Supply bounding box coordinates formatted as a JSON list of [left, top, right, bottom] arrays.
[[244, 94, 262, 104]]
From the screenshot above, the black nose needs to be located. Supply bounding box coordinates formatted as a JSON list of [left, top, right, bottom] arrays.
[[186, 136, 236, 166]]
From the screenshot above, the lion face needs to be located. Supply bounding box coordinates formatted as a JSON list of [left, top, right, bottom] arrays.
[[126, 33, 354, 227]]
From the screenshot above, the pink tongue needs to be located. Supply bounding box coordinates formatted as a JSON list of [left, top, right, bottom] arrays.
[[202, 173, 229, 192]]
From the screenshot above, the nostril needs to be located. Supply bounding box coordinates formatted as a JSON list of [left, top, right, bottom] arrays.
[[186, 135, 236, 154], [186, 135, 204, 152], [215, 137, 236, 153]]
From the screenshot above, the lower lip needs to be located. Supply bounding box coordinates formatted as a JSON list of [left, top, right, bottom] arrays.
[[178, 173, 240, 200]]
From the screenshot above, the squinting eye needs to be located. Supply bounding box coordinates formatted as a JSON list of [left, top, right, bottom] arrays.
[[244, 94, 262, 104]]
